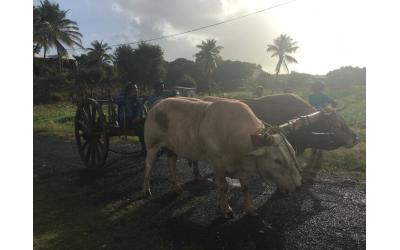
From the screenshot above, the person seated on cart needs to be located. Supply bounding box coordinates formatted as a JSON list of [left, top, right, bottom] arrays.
[[114, 83, 146, 155], [308, 81, 338, 110], [146, 81, 179, 110], [254, 85, 264, 98]]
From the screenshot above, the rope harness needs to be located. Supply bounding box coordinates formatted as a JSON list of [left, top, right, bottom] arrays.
[[267, 125, 301, 173], [254, 122, 301, 174]]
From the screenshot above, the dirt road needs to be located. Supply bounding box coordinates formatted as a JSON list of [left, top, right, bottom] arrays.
[[34, 132, 365, 250]]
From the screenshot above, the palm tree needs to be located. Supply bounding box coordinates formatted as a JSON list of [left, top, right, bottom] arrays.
[[33, 6, 46, 56], [33, 0, 83, 60], [267, 34, 299, 83], [85, 40, 114, 95], [87, 40, 113, 65], [195, 39, 223, 94]]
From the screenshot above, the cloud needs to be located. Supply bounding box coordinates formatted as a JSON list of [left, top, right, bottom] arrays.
[[107, 0, 275, 65], [111, 2, 123, 13], [96, 0, 366, 74]]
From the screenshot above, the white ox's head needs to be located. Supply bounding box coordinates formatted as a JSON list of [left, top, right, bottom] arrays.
[[249, 132, 302, 192]]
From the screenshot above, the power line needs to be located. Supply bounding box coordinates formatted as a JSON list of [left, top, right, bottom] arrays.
[[68, 0, 296, 53]]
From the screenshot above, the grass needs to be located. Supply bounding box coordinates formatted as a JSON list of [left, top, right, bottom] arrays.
[[33, 102, 140, 143], [33, 102, 76, 138]]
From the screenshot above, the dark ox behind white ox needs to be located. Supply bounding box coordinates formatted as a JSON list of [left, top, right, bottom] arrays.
[[203, 94, 358, 154], [242, 94, 359, 153], [143, 97, 302, 218]]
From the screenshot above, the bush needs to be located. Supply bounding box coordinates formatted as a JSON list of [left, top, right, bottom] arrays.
[[177, 74, 197, 88]]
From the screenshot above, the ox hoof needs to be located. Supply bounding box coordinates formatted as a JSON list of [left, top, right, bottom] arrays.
[[143, 187, 152, 198], [221, 207, 234, 219]]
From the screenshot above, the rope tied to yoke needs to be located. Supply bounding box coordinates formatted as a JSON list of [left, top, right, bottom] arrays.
[[257, 120, 301, 173]]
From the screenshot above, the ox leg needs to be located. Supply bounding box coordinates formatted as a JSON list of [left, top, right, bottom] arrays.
[[211, 159, 233, 218], [240, 178, 257, 216], [214, 173, 233, 218], [143, 146, 159, 197], [168, 153, 183, 194], [190, 160, 202, 181]]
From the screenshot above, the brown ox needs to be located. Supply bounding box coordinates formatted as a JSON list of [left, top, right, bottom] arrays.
[[143, 97, 302, 218]]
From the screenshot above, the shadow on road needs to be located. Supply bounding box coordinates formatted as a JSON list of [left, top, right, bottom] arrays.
[[34, 133, 365, 250]]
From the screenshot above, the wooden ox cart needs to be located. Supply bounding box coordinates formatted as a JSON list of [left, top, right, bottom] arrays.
[[74, 96, 146, 168]]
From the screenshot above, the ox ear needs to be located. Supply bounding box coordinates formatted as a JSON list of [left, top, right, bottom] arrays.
[[249, 133, 274, 157], [250, 133, 274, 148], [248, 146, 268, 157]]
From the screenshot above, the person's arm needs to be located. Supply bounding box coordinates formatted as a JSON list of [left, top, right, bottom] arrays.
[[323, 94, 338, 108]]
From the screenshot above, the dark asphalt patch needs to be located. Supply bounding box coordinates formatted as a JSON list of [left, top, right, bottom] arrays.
[[34, 133, 365, 250]]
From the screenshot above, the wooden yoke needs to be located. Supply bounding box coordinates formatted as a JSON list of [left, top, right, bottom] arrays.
[[278, 111, 323, 135]]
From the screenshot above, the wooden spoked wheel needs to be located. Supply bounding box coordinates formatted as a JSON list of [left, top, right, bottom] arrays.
[[75, 98, 109, 168]]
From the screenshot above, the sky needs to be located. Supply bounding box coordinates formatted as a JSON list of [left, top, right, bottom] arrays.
[[33, 0, 367, 75]]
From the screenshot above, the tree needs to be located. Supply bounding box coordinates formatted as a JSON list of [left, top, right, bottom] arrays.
[[74, 41, 116, 96], [33, 0, 83, 60], [114, 44, 136, 83], [177, 74, 197, 88], [87, 40, 113, 65], [33, 6, 45, 56], [132, 41, 166, 91], [326, 66, 366, 85], [267, 34, 299, 84], [195, 39, 223, 94], [164, 58, 205, 90], [214, 60, 256, 91]]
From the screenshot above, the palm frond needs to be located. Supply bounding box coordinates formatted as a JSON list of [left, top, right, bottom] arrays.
[[284, 54, 298, 64], [270, 51, 279, 57], [286, 46, 299, 53], [266, 44, 278, 52], [54, 39, 67, 56]]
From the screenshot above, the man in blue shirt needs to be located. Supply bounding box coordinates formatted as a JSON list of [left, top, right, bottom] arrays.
[[114, 83, 146, 155], [308, 81, 337, 109]]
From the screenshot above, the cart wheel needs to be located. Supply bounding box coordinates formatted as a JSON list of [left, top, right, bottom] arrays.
[[75, 98, 109, 168]]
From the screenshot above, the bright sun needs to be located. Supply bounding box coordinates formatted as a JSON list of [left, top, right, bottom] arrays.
[[223, 0, 366, 74]]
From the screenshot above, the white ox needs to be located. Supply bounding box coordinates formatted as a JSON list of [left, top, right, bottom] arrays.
[[143, 97, 302, 218]]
